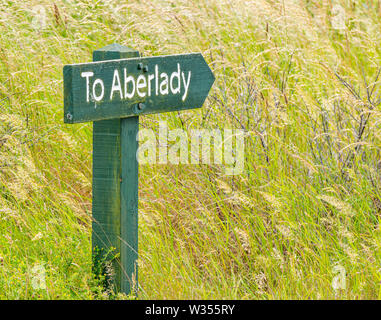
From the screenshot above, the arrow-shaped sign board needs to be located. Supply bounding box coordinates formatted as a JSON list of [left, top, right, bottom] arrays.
[[63, 53, 215, 123]]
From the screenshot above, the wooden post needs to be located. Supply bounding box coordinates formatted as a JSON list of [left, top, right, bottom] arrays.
[[92, 44, 139, 295], [63, 44, 215, 295]]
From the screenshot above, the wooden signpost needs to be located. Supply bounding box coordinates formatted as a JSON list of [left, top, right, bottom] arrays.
[[63, 43, 215, 295]]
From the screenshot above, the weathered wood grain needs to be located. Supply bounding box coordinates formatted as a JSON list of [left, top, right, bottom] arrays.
[[120, 116, 139, 294], [91, 44, 139, 294]]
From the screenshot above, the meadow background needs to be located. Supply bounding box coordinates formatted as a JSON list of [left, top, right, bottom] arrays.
[[0, 0, 381, 299]]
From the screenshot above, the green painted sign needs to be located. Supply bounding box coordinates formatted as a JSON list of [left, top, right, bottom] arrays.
[[63, 43, 215, 296], [64, 53, 215, 123]]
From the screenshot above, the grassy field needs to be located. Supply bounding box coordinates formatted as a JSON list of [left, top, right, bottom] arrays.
[[0, 0, 381, 299]]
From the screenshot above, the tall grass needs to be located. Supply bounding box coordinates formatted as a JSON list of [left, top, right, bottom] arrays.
[[0, 0, 381, 299]]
